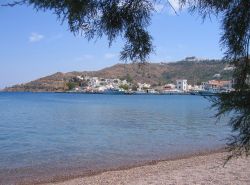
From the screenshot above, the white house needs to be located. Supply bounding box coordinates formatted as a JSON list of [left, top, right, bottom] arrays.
[[176, 79, 188, 91], [76, 75, 84, 81], [137, 83, 151, 91], [88, 77, 100, 87]]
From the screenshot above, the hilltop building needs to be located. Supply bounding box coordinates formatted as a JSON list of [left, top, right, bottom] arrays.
[[183, 56, 208, 62], [185, 56, 198, 62]]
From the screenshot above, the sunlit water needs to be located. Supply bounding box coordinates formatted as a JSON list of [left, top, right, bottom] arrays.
[[0, 92, 231, 184]]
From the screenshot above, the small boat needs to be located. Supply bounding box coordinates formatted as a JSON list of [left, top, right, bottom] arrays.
[[134, 90, 147, 95], [103, 88, 125, 95], [198, 91, 217, 96], [198, 89, 219, 96]]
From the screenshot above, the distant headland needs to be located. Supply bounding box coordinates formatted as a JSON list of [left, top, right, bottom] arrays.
[[3, 58, 233, 93]]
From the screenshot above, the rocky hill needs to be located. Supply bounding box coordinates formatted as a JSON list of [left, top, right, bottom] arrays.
[[3, 60, 233, 92]]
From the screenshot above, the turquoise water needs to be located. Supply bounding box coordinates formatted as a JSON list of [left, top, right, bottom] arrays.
[[0, 92, 230, 184]]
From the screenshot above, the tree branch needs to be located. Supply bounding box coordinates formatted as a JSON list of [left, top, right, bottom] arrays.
[[1, 0, 27, 7], [167, 0, 179, 15]]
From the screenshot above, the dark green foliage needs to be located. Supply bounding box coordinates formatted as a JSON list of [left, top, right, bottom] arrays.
[[70, 76, 88, 87], [132, 84, 138, 91], [162, 60, 232, 85], [119, 84, 129, 91], [182, 0, 250, 160], [80, 80, 88, 87], [125, 74, 133, 83], [210, 91, 250, 161], [233, 57, 250, 90], [66, 82, 78, 90], [220, 70, 233, 80], [121, 73, 133, 83]]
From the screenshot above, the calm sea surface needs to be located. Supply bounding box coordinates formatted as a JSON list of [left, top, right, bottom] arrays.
[[0, 92, 230, 184]]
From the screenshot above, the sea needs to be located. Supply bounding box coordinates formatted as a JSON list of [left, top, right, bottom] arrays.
[[0, 92, 231, 184]]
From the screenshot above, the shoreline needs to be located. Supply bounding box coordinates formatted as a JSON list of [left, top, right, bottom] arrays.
[[0, 147, 225, 185], [43, 149, 250, 185], [3, 148, 250, 185], [7, 148, 225, 185], [0, 93, 231, 185]]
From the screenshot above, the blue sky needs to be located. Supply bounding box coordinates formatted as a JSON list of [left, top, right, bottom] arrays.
[[0, 1, 223, 89]]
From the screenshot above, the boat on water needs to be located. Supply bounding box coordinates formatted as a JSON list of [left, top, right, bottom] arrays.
[[197, 91, 218, 96], [103, 88, 126, 95], [134, 90, 147, 95], [196, 88, 221, 96], [160, 89, 184, 95]]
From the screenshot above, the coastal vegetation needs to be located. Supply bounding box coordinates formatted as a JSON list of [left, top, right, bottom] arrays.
[[184, 0, 250, 161], [66, 82, 79, 90], [119, 84, 129, 91]]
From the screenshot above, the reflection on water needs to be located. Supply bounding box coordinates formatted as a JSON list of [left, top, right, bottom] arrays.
[[0, 92, 230, 184]]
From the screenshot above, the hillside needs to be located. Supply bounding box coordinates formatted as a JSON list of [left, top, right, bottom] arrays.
[[3, 60, 233, 92]]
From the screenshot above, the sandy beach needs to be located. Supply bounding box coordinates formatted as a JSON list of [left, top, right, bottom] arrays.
[[44, 152, 250, 185]]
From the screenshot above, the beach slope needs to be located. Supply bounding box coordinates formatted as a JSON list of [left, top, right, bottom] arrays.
[[45, 152, 250, 185]]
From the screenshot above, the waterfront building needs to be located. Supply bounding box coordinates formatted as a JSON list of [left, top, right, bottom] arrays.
[[146, 89, 158, 94], [176, 79, 188, 92], [138, 83, 151, 90], [164, 84, 176, 90], [201, 80, 233, 92]]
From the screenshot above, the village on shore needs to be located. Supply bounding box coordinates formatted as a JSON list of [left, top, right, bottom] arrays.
[[67, 74, 235, 95]]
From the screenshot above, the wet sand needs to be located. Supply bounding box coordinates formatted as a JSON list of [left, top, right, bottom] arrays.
[[44, 151, 250, 185]]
